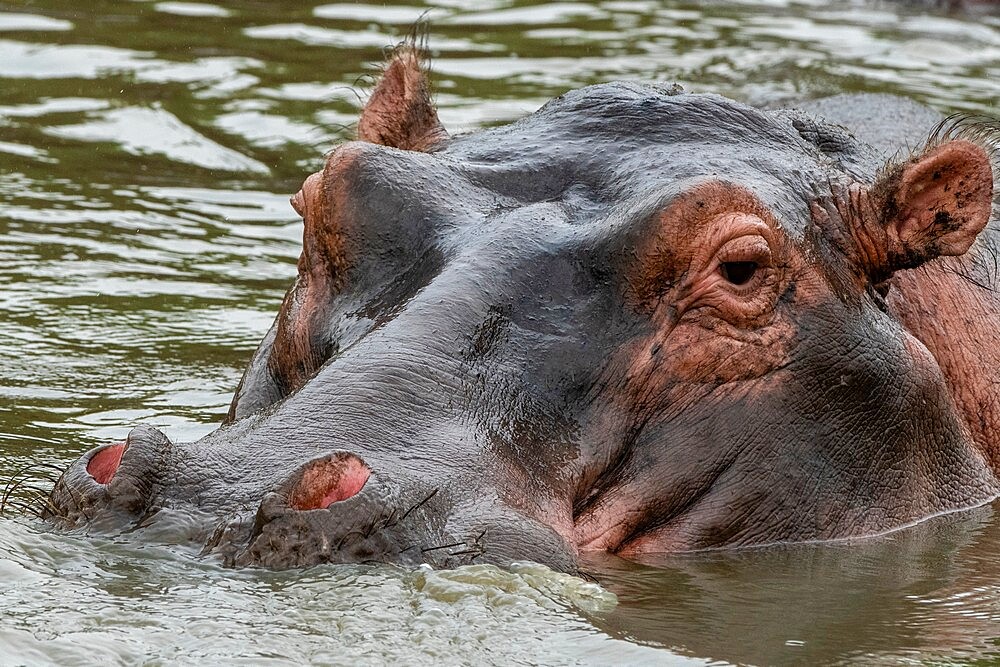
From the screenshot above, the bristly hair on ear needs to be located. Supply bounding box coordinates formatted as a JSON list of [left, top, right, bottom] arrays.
[[924, 115, 1000, 292], [355, 16, 448, 152], [871, 113, 1000, 291], [352, 16, 434, 101], [375, 15, 434, 78], [871, 113, 1000, 219], [925, 113, 1000, 160], [875, 113, 1000, 216], [402, 13, 434, 66], [930, 113, 1000, 194]]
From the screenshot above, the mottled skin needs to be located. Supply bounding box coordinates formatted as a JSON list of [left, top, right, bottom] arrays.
[[45, 49, 1000, 573]]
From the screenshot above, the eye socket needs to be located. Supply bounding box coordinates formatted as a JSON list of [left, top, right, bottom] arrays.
[[719, 261, 758, 286]]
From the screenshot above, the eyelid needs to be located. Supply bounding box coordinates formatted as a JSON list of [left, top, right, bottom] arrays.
[[716, 234, 772, 266]]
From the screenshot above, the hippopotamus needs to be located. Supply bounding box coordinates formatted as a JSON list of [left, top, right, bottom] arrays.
[[43, 46, 1000, 573]]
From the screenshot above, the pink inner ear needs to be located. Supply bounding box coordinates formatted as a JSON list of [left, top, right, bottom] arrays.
[[895, 140, 994, 256], [290, 454, 371, 511], [87, 443, 126, 485]]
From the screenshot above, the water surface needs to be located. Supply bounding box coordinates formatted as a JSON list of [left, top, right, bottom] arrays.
[[1, 1, 999, 664]]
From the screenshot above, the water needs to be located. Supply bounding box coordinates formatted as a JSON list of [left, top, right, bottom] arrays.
[[0, 0, 998, 664]]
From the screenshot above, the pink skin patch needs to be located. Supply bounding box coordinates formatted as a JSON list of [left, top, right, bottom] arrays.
[[86, 442, 126, 485], [289, 454, 371, 511]]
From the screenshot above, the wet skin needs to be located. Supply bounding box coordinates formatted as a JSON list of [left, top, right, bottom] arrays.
[[44, 48, 1000, 572]]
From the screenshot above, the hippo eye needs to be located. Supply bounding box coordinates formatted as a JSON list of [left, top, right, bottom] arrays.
[[719, 261, 758, 286]]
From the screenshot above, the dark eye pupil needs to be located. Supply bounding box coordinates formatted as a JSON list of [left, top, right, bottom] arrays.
[[720, 261, 757, 285]]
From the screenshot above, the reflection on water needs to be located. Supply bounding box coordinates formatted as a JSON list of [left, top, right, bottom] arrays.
[[587, 506, 1000, 664], [0, 0, 998, 664]]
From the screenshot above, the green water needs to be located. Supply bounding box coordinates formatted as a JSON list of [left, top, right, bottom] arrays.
[[1, 1, 998, 664]]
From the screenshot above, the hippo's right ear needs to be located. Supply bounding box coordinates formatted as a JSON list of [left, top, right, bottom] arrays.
[[866, 136, 995, 277], [357, 45, 448, 152]]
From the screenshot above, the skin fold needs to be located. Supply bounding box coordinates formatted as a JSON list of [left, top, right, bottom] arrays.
[[43, 46, 1000, 573]]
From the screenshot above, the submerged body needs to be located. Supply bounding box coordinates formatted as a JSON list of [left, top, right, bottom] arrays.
[[45, 50, 1000, 572]]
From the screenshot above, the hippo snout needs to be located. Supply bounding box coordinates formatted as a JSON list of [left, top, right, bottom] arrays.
[[45, 424, 170, 530], [223, 452, 464, 569]]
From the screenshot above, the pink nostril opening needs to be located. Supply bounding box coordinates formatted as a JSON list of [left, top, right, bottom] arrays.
[[86, 443, 126, 485], [290, 453, 371, 511]]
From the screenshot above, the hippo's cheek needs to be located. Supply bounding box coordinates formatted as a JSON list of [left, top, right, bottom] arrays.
[[614, 315, 796, 414]]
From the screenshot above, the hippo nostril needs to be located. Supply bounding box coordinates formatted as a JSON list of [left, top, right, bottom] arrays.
[[289, 453, 370, 511], [46, 425, 171, 529], [86, 442, 126, 485]]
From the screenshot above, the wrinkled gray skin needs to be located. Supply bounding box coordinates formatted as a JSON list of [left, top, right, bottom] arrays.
[[46, 81, 1000, 572]]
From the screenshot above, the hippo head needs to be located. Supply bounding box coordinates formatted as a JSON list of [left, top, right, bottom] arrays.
[[45, 48, 999, 572]]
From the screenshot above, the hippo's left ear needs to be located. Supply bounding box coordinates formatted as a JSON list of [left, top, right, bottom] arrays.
[[357, 45, 448, 152], [868, 138, 994, 275]]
